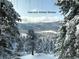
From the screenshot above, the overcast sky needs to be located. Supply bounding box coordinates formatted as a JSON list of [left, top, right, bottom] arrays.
[[9, 0, 63, 23]]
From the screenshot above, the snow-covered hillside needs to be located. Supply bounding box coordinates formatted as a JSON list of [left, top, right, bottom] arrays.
[[20, 54, 58, 59], [18, 21, 62, 33], [36, 30, 57, 34]]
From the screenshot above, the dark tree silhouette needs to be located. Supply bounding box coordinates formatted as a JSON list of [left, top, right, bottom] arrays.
[[27, 29, 37, 55]]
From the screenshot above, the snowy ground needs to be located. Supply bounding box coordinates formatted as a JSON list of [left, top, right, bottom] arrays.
[[20, 54, 58, 59]]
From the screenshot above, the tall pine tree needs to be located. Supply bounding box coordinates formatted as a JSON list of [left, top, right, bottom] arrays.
[[0, 0, 21, 59], [56, 0, 79, 59], [26, 29, 37, 55]]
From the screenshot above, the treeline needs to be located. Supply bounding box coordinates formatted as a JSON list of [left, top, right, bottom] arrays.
[[19, 29, 57, 55]]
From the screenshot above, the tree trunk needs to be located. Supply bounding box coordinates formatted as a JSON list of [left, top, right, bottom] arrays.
[[32, 43, 34, 55], [32, 49, 34, 55]]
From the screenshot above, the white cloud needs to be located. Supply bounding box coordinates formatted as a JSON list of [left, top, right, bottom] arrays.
[[19, 16, 62, 23], [31, 9, 38, 11]]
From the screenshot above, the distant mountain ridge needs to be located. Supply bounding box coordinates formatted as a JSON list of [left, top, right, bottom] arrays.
[[17, 21, 62, 33]]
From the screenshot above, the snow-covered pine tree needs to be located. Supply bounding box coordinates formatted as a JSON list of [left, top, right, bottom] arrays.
[[26, 29, 37, 55], [44, 39, 50, 54], [56, 0, 79, 59], [0, 0, 21, 59], [36, 38, 43, 53], [35, 33, 56, 54], [50, 40, 55, 53]]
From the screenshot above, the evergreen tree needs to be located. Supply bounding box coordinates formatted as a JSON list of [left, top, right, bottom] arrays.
[[56, 0, 79, 59], [0, 0, 21, 59], [36, 39, 43, 53], [50, 40, 55, 53], [26, 29, 37, 55]]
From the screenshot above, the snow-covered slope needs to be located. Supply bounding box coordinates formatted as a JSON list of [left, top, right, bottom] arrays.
[[20, 54, 58, 59], [36, 30, 57, 34]]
